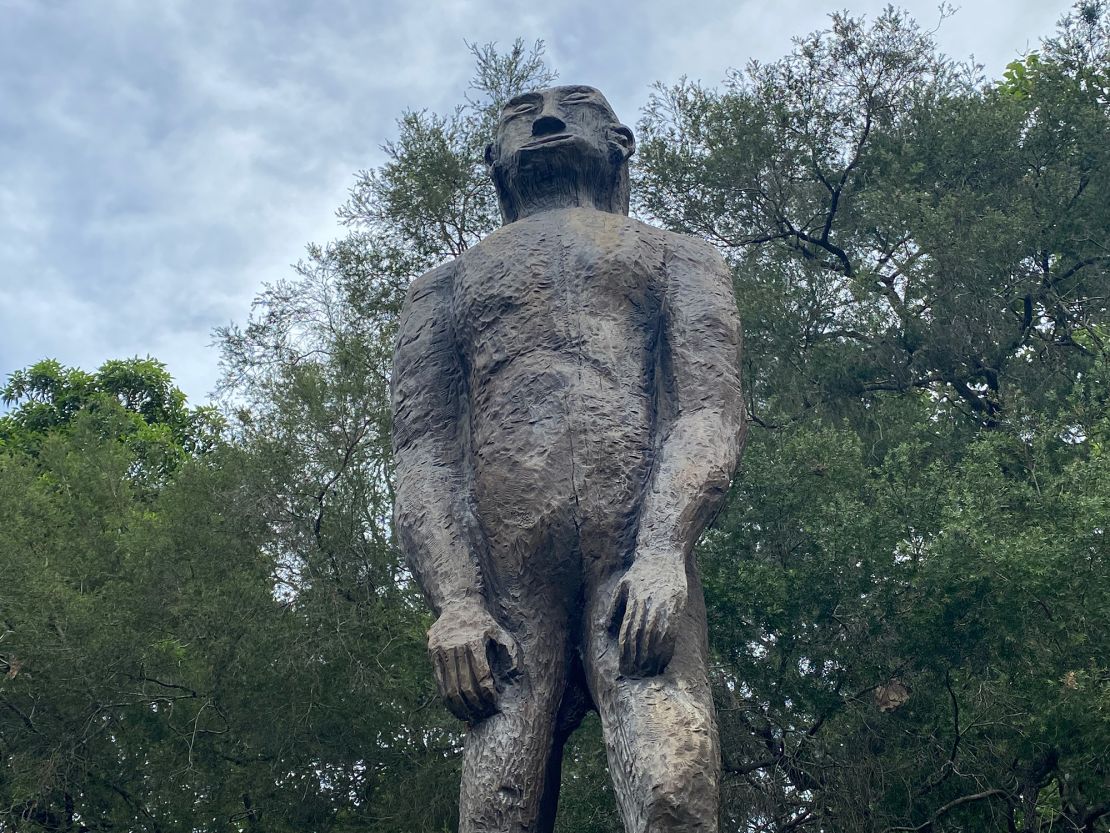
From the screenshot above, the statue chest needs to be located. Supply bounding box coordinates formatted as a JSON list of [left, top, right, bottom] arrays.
[[453, 213, 665, 370]]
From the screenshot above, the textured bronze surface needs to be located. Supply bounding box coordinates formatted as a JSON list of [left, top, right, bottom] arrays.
[[391, 86, 746, 832]]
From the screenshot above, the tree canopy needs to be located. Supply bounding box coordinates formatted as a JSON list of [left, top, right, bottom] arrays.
[[2, 6, 1108, 831]]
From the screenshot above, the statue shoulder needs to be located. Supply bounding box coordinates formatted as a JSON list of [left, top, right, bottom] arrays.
[[627, 225, 730, 280], [405, 259, 459, 307], [657, 227, 727, 267]]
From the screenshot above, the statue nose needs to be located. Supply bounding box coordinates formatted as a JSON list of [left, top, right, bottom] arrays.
[[532, 114, 566, 136]]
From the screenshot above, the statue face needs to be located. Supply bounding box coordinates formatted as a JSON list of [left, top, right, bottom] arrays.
[[486, 85, 635, 222], [491, 85, 634, 164]]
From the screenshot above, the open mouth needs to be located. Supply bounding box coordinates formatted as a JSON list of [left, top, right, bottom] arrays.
[[521, 133, 574, 148]]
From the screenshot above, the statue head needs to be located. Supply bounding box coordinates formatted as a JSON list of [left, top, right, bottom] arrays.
[[485, 85, 636, 224]]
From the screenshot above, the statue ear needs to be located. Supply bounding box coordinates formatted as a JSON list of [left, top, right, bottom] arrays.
[[484, 142, 497, 167], [612, 125, 636, 159]]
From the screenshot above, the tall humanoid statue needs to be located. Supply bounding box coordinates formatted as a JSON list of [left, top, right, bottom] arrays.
[[391, 85, 746, 833]]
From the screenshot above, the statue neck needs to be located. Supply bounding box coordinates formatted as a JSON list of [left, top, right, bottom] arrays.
[[493, 156, 626, 225], [502, 185, 614, 223]]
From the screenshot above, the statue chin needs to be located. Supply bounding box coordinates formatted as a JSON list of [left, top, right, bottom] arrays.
[[494, 139, 627, 223]]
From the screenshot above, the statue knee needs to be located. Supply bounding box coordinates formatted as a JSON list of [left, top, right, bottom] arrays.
[[641, 767, 718, 832], [636, 720, 718, 833]]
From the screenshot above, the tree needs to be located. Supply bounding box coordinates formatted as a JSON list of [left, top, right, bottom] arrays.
[[637, 5, 1109, 431], [636, 3, 1110, 830], [0, 360, 280, 831], [1, 357, 222, 472], [5, 9, 1108, 830], [212, 39, 591, 832]]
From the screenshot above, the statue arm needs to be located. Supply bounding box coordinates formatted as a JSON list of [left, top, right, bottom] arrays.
[[636, 237, 747, 561], [393, 262, 517, 722], [391, 261, 483, 614], [611, 237, 746, 677]]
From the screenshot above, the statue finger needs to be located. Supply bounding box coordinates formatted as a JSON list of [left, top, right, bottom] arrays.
[[432, 651, 450, 697], [620, 598, 644, 675], [647, 605, 675, 675], [448, 649, 477, 720], [608, 578, 629, 636], [617, 597, 637, 661], [438, 652, 469, 720], [467, 646, 498, 715], [633, 600, 654, 671], [635, 600, 653, 669], [452, 647, 482, 718], [445, 692, 470, 722], [642, 605, 663, 671]]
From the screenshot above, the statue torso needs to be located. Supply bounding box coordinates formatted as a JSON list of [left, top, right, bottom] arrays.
[[453, 208, 668, 521]]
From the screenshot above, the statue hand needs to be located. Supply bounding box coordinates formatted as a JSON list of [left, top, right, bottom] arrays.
[[609, 554, 688, 678], [427, 600, 519, 723]]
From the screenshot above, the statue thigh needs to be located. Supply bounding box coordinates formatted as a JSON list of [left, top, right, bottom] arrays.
[[460, 483, 579, 833], [457, 618, 569, 833], [463, 430, 719, 832], [583, 562, 720, 833]]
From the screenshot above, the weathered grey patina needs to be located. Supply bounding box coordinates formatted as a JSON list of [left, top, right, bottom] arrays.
[[391, 85, 746, 833]]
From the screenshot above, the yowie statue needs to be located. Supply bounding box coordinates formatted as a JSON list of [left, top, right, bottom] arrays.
[[391, 85, 746, 833]]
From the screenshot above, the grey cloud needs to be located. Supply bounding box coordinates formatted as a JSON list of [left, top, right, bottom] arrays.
[[0, 0, 1078, 403]]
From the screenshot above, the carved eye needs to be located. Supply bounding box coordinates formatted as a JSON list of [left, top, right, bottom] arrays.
[[562, 94, 592, 105], [501, 102, 536, 123]]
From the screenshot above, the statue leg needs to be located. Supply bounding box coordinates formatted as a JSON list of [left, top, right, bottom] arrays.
[[457, 643, 565, 831], [458, 522, 581, 833], [582, 563, 720, 833]]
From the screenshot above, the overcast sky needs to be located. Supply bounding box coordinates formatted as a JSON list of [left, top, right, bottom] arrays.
[[0, 0, 1075, 405]]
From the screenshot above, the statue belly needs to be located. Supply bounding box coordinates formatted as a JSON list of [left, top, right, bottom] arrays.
[[460, 216, 662, 568], [468, 356, 652, 565]]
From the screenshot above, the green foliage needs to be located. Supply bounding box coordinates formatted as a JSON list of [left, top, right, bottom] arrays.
[[209, 39, 562, 832], [702, 389, 1108, 831], [636, 3, 1110, 829], [0, 376, 268, 829], [1000, 52, 1042, 98], [4, 8, 1110, 832], [1, 357, 224, 472], [637, 4, 1110, 433]]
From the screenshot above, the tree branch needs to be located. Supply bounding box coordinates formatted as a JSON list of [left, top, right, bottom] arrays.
[[885, 789, 1009, 832]]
